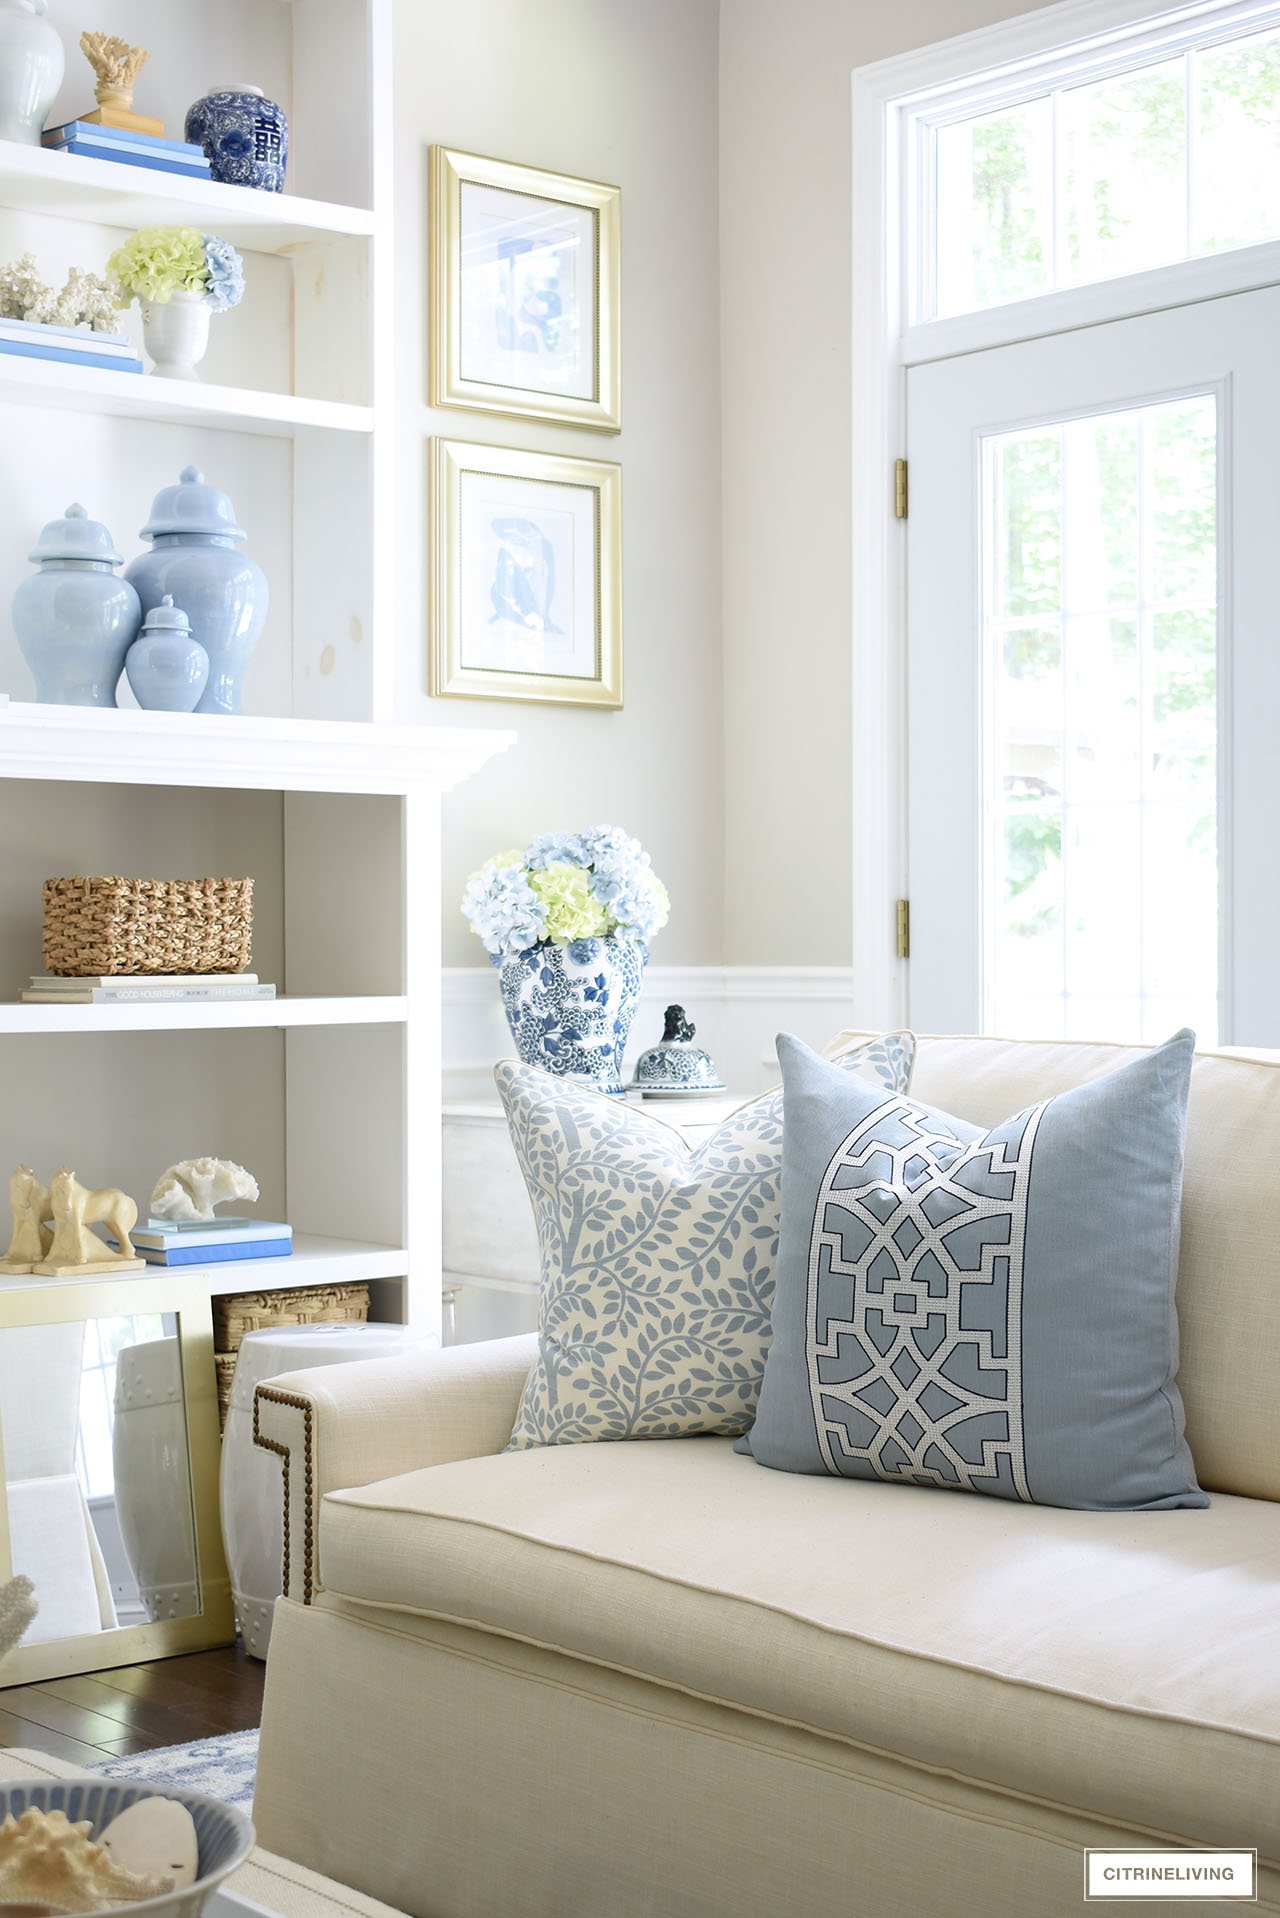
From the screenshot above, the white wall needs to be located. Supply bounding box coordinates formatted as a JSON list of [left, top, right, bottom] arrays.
[[393, 0, 723, 967], [718, 0, 1067, 967]]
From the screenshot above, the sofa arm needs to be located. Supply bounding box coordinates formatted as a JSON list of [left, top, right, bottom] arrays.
[[253, 1333, 537, 1604]]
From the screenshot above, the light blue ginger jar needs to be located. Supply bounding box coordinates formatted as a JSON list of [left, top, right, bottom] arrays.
[[497, 934, 647, 1095], [185, 85, 289, 192], [125, 467, 268, 716], [125, 596, 210, 712], [13, 502, 141, 707]]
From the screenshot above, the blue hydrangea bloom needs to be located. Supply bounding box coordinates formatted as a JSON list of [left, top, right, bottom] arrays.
[[460, 861, 547, 957], [203, 235, 246, 314], [525, 831, 588, 870]]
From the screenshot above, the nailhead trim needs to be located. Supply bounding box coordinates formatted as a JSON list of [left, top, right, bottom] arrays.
[[253, 1384, 316, 1604]]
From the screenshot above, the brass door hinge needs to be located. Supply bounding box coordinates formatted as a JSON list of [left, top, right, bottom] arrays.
[[895, 898, 910, 960], [894, 458, 908, 520]]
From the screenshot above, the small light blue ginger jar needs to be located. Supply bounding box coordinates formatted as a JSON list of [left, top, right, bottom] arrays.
[[13, 502, 141, 707], [125, 596, 210, 712], [125, 467, 268, 717], [498, 934, 647, 1095]]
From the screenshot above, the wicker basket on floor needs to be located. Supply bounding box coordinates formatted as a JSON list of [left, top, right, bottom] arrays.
[[42, 875, 254, 976], [213, 1282, 371, 1432]]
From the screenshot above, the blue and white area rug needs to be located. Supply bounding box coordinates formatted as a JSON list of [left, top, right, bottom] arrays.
[[94, 1728, 258, 1811]]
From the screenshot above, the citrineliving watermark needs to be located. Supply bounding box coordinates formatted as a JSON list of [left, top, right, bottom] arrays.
[[1084, 1850, 1257, 1900]]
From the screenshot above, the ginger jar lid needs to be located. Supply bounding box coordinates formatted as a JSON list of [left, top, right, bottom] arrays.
[[630, 1005, 727, 1099], [140, 594, 193, 635], [141, 466, 246, 542], [28, 502, 122, 567]]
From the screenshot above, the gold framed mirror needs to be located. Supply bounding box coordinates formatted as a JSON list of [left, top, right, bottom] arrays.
[[0, 1271, 233, 1686]]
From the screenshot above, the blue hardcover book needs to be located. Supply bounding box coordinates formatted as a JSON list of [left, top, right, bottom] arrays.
[[137, 1238, 294, 1267], [0, 340, 143, 372], [44, 121, 208, 159], [0, 318, 133, 350], [49, 141, 212, 179]]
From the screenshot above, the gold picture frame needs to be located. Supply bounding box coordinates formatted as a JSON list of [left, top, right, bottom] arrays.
[[430, 145, 621, 432], [430, 437, 622, 709]]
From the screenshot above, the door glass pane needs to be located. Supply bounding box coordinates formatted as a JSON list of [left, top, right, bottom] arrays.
[[983, 395, 1219, 1042]]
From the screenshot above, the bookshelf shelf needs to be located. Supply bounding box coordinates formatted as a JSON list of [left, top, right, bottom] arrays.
[[0, 994, 411, 1035], [0, 138, 377, 255], [0, 1233, 409, 1298], [0, 355, 374, 438]]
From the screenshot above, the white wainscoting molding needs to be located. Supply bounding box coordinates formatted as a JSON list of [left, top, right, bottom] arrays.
[[442, 965, 859, 1101]]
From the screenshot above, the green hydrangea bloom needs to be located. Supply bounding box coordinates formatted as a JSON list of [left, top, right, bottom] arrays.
[[529, 861, 610, 943], [108, 226, 207, 306]]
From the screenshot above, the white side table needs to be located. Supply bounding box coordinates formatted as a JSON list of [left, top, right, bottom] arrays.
[[220, 1323, 434, 1659], [443, 1092, 751, 1343]]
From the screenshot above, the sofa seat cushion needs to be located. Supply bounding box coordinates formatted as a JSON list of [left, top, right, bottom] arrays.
[[319, 1438, 1280, 1851]]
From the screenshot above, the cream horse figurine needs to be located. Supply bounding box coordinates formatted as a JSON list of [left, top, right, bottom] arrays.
[[0, 1165, 53, 1273], [39, 1166, 142, 1273]]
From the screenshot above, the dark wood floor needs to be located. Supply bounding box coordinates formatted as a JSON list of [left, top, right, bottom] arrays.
[[0, 1643, 265, 1765]]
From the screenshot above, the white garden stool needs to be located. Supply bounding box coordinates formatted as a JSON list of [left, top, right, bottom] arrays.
[[220, 1322, 434, 1659]]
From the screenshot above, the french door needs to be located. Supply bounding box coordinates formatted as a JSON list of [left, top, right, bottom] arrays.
[[906, 284, 1280, 1046]]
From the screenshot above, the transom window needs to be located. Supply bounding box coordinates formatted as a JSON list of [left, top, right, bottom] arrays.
[[913, 3, 1280, 321]]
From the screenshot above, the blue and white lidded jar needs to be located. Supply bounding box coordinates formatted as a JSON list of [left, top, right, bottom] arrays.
[[13, 502, 141, 707], [125, 596, 210, 713], [185, 84, 289, 192]]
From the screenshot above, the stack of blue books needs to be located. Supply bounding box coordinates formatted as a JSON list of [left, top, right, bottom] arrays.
[[42, 121, 212, 182], [0, 316, 143, 373], [131, 1218, 294, 1267]]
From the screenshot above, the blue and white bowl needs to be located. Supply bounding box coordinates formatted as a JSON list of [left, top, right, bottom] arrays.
[[185, 85, 288, 192], [631, 1036, 726, 1098], [0, 1778, 254, 1916]]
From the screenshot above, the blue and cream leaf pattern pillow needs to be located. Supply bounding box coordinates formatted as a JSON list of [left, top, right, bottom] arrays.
[[499, 1032, 915, 1449]]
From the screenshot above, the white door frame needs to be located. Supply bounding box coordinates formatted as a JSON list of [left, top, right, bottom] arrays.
[[849, 0, 1280, 1030]]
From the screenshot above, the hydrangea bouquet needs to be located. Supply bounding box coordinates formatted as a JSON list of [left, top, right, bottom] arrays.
[[463, 827, 670, 1092], [107, 227, 245, 381], [462, 826, 670, 957], [108, 227, 246, 312]]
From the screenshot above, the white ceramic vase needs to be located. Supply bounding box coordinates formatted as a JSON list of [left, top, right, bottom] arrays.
[[142, 290, 212, 381], [0, 0, 64, 146]]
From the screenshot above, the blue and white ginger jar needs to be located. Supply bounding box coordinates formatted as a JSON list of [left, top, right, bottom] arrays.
[[498, 934, 647, 1095], [186, 85, 288, 192], [124, 467, 268, 717]]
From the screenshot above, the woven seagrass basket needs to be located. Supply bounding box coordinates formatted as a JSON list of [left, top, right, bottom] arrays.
[[214, 1283, 371, 1355], [42, 876, 254, 976]]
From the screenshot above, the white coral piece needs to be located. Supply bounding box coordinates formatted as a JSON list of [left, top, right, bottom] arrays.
[[150, 1157, 260, 1224], [0, 1806, 171, 1913], [0, 1575, 35, 1663]]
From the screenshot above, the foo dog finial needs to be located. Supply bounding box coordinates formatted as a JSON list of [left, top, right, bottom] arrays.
[[662, 1004, 696, 1044], [80, 32, 149, 113]]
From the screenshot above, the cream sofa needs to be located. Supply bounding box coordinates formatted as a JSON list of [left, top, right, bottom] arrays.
[[253, 1035, 1280, 1918]]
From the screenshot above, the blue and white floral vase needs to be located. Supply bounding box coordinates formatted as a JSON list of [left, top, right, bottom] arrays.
[[497, 935, 648, 1095], [186, 85, 289, 192], [463, 826, 671, 1096]]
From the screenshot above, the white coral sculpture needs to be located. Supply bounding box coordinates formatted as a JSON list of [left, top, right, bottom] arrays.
[[0, 1806, 171, 1913], [0, 255, 122, 331], [0, 1574, 35, 1663], [151, 1157, 260, 1224]]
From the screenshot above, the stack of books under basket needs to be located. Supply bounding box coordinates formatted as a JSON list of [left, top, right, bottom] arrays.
[[214, 1284, 372, 1432]]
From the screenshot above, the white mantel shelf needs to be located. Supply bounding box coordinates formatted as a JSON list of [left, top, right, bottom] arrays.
[[0, 1233, 408, 1297], [0, 138, 377, 254], [0, 703, 515, 795]]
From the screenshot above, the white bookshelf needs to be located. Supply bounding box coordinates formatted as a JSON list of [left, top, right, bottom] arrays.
[[0, 2, 516, 1341]]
